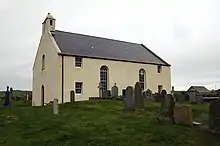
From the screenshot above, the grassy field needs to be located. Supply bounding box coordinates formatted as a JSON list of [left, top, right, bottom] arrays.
[[0, 100, 219, 146]]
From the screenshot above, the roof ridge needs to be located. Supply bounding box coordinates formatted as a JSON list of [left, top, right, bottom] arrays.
[[55, 30, 141, 45]]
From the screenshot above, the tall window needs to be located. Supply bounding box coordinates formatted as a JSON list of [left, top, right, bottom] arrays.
[[139, 69, 146, 90], [100, 65, 108, 91], [75, 57, 82, 67], [42, 54, 45, 70], [157, 65, 162, 73], [75, 82, 83, 94]]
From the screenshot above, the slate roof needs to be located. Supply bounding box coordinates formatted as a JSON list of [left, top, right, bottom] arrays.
[[187, 86, 210, 93], [53, 30, 170, 66]]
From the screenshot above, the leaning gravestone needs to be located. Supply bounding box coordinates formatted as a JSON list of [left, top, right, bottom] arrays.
[[174, 104, 193, 127], [134, 82, 145, 110], [53, 98, 59, 115], [209, 99, 220, 133], [111, 83, 118, 98], [125, 86, 135, 110]]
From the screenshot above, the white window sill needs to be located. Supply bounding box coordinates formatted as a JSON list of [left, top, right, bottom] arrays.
[[75, 93, 82, 95]]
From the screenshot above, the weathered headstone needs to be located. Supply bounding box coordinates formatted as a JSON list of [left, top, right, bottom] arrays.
[[53, 98, 59, 115], [97, 82, 103, 97], [166, 94, 175, 124], [102, 90, 110, 98], [174, 104, 193, 127], [209, 99, 220, 133], [143, 89, 154, 101], [111, 83, 118, 98], [125, 86, 135, 110], [70, 90, 75, 103], [159, 90, 175, 124], [160, 90, 167, 115], [9, 87, 13, 107], [4, 86, 10, 107], [134, 82, 144, 110]]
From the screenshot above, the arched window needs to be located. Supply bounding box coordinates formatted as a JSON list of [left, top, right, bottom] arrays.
[[139, 69, 146, 90], [100, 65, 108, 91], [42, 54, 45, 70]]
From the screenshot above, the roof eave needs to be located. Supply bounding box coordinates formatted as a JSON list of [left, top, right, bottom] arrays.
[[58, 52, 171, 67]]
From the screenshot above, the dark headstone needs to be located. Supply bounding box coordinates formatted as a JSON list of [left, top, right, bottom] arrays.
[[111, 83, 118, 98], [125, 86, 135, 110], [134, 82, 144, 110], [4, 86, 10, 107], [122, 89, 126, 98], [70, 90, 75, 102], [209, 100, 220, 133]]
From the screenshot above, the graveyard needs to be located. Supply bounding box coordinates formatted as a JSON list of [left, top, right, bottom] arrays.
[[1, 99, 220, 146]]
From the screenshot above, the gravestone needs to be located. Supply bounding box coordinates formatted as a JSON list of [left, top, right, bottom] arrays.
[[111, 83, 118, 98], [160, 90, 167, 115], [102, 90, 110, 98], [122, 89, 126, 99], [9, 87, 13, 107], [70, 90, 75, 103], [143, 89, 154, 101], [166, 94, 175, 124], [209, 99, 220, 133], [97, 82, 103, 97], [134, 82, 144, 110], [4, 86, 10, 107], [53, 98, 59, 115], [159, 90, 175, 124], [174, 104, 193, 127], [124, 86, 135, 110]]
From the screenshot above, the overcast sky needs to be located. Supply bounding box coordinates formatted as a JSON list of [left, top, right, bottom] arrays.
[[0, 0, 220, 91]]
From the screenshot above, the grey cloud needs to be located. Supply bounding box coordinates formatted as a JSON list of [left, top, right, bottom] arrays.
[[0, 0, 220, 90]]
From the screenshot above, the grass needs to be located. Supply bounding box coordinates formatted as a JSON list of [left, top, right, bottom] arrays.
[[0, 100, 219, 146]]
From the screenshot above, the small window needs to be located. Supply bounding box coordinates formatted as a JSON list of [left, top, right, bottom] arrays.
[[75, 57, 82, 67], [75, 82, 83, 94], [158, 85, 163, 93], [42, 54, 45, 70], [50, 20, 53, 26], [157, 65, 162, 73]]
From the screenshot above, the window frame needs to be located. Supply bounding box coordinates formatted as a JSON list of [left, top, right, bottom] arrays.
[[100, 65, 108, 91], [75, 82, 83, 94], [157, 65, 162, 74], [75, 57, 82, 67]]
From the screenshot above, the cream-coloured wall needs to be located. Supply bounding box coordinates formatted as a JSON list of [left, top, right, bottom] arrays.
[[63, 56, 171, 102], [32, 31, 62, 106]]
